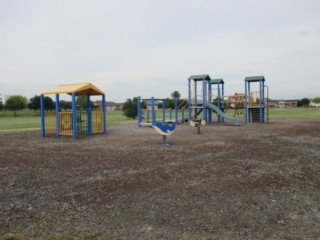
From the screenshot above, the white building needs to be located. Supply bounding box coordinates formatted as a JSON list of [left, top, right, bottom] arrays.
[[0, 94, 10, 105], [310, 101, 320, 107]]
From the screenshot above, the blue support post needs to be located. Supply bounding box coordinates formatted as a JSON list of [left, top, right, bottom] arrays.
[[72, 92, 77, 139], [87, 95, 92, 135], [40, 95, 45, 137], [102, 94, 107, 134], [202, 80, 207, 122], [217, 83, 221, 123], [259, 80, 264, 123], [169, 108, 172, 120], [182, 108, 185, 123], [222, 83, 225, 123], [194, 81, 197, 107], [244, 81, 248, 123], [151, 97, 155, 126], [55, 94, 60, 137], [137, 96, 142, 127], [248, 82, 251, 122], [188, 79, 192, 121], [174, 98, 178, 124], [162, 100, 165, 123], [208, 82, 212, 124]]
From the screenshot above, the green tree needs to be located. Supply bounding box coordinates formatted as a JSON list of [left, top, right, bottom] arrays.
[[123, 97, 138, 119], [313, 97, 320, 104], [76, 96, 94, 110], [28, 95, 40, 111], [44, 96, 55, 111], [59, 100, 72, 110], [5, 95, 28, 116], [171, 90, 181, 99], [28, 95, 55, 112], [0, 102, 3, 111], [300, 97, 310, 107]]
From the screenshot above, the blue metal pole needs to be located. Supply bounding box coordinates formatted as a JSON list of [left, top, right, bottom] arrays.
[[87, 95, 92, 135], [202, 80, 207, 122], [102, 94, 107, 134], [137, 96, 142, 127], [217, 83, 221, 123], [40, 95, 45, 137], [248, 82, 251, 122], [244, 81, 248, 123], [174, 98, 178, 124], [194, 81, 197, 107], [169, 108, 172, 120], [262, 80, 265, 123], [208, 82, 212, 124], [182, 108, 184, 123], [259, 80, 264, 123], [151, 97, 155, 126], [55, 94, 60, 138], [188, 78, 192, 121], [222, 83, 225, 123], [72, 92, 77, 139], [162, 100, 165, 123]]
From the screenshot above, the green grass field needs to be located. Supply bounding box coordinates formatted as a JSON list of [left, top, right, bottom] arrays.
[[0, 110, 131, 132], [0, 107, 319, 132]]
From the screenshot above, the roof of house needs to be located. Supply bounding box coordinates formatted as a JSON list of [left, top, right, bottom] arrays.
[[41, 82, 104, 96]]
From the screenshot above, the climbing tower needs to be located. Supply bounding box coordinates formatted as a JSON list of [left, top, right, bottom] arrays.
[[244, 76, 266, 123]]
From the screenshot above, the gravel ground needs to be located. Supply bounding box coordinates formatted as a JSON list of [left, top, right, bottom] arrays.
[[0, 119, 320, 239]]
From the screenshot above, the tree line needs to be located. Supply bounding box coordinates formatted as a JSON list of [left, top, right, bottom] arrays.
[[1, 92, 319, 117], [0, 95, 93, 116]]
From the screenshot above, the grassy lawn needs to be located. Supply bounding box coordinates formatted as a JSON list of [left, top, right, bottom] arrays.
[[0, 110, 131, 132], [0, 107, 319, 132], [269, 107, 320, 119]]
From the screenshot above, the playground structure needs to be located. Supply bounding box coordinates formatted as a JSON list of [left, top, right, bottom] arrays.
[[137, 74, 267, 144], [187, 74, 268, 125], [137, 97, 186, 127], [40, 83, 107, 139], [188, 75, 240, 126], [137, 97, 180, 145], [244, 76, 267, 123]]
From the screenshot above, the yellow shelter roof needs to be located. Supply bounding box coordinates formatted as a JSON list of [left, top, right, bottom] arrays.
[[41, 82, 105, 96]]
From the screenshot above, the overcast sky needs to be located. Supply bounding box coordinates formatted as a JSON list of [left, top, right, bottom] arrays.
[[1, 0, 320, 102]]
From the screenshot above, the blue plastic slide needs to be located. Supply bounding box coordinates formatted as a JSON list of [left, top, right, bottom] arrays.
[[206, 104, 240, 126]]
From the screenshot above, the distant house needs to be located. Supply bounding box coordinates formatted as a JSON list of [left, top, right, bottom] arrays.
[[310, 101, 320, 107], [94, 101, 123, 111], [0, 94, 8, 105], [268, 99, 298, 108]]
